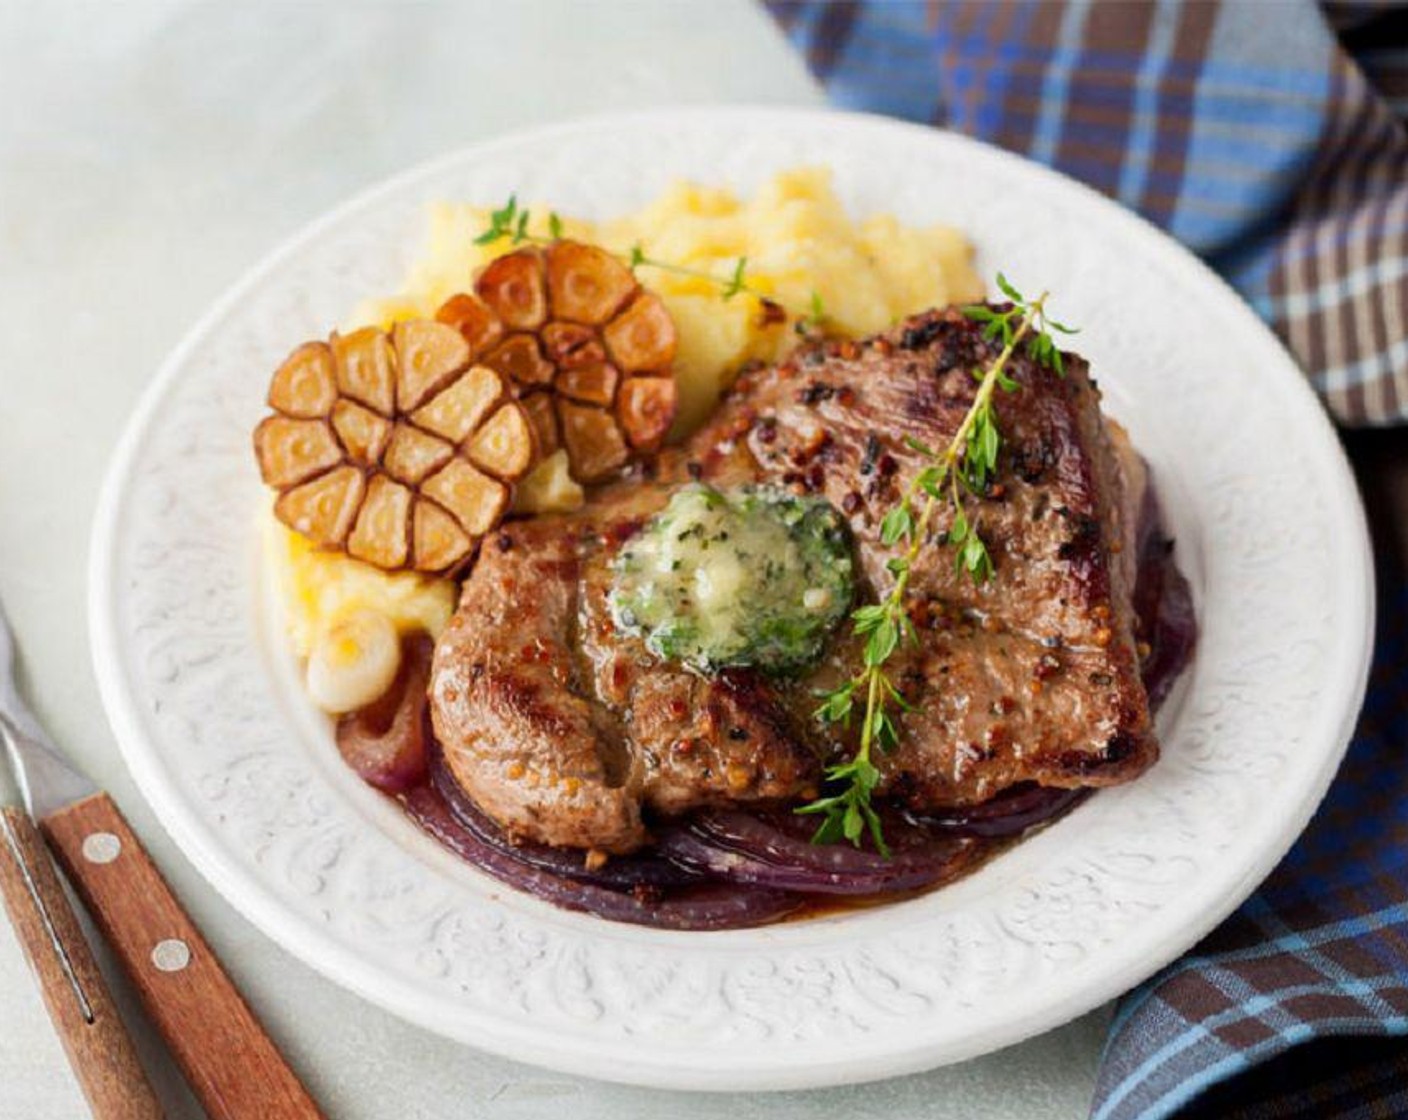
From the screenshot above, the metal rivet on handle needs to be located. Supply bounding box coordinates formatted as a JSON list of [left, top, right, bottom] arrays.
[[151, 938, 191, 973], [81, 832, 121, 864]]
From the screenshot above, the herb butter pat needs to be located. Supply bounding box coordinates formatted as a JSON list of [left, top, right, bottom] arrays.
[[609, 485, 854, 674]]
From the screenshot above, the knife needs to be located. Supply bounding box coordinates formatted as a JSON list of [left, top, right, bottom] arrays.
[[0, 603, 324, 1120]]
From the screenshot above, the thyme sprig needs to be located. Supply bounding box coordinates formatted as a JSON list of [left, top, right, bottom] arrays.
[[475, 194, 773, 307], [797, 275, 1077, 854]]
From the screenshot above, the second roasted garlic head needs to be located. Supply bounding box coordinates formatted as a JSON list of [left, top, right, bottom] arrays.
[[439, 238, 679, 484]]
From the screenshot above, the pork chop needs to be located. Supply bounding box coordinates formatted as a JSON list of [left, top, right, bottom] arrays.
[[430, 306, 1157, 853]]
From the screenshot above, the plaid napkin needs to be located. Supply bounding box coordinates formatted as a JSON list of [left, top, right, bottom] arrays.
[[1091, 579, 1408, 1120], [768, 0, 1408, 427], [766, 2, 1408, 1117]]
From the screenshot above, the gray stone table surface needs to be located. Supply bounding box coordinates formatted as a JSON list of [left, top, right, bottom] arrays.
[[0, 2, 1107, 1116]]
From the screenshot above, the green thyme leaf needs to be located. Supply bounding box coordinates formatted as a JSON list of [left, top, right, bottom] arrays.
[[810, 812, 845, 845], [864, 617, 900, 667], [851, 603, 889, 632], [883, 676, 914, 711], [474, 195, 519, 244], [981, 412, 1000, 468], [795, 792, 841, 815], [879, 504, 915, 547], [813, 680, 857, 725], [956, 532, 994, 584], [875, 708, 901, 750], [865, 802, 889, 854], [722, 257, 749, 300], [948, 505, 969, 544]]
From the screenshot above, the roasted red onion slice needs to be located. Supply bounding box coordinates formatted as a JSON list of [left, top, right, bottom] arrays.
[[657, 808, 982, 895], [904, 784, 1089, 837], [403, 786, 800, 930], [1137, 558, 1196, 712], [335, 635, 433, 793], [1139, 560, 1196, 708], [1133, 483, 1197, 709], [428, 749, 704, 890]]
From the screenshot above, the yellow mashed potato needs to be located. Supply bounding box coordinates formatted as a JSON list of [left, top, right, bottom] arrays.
[[358, 166, 981, 439], [273, 168, 979, 670], [263, 511, 455, 660]]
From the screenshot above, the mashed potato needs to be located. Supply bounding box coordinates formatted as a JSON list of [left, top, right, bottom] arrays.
[[263, 511, 455, 660], [275, 169, 979, 672], [357, 167, 981, 440]]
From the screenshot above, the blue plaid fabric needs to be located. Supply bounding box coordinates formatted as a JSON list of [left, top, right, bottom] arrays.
[[767, 3, 1408, 1116], [768, 0, 1408, 425], [1091, 580, 1408, 1120]]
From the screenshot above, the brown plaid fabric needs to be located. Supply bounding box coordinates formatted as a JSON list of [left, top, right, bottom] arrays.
[[769, 0, 1408, 425], [1089, 577, 1408, 1119]]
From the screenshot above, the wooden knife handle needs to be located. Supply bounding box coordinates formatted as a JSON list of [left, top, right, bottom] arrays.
[[42, 793, 324, 1120], [0, 806, 163, 1120]]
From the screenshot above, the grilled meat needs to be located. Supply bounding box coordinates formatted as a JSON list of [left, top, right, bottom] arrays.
[[430, 307, 1157, 853]]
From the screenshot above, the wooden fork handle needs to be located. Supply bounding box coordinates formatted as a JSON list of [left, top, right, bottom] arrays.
[[0, 806, 163, 1119], [42, 793, 324, 1120]]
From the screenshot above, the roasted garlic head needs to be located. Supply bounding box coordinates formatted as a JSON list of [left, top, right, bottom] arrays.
[[437, 239, 679, 484], [254, 321, 536, 575]]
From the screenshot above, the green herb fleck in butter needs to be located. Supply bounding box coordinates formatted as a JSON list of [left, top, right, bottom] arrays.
[[609, 484, 854, 674]]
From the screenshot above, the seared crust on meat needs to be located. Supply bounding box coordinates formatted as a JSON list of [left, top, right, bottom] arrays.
[[430, 525, 645, 852], [430, 306, 1158, 851], [432, 511, 820, 853]]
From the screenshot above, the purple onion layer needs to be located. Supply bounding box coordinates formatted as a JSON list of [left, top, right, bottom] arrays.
[[429, 749, 703, 891], [1133, 483, 1198, 708], [657, 808, 981, 894], [903, 784, 1090, 838], [404, 785, 800, 930]]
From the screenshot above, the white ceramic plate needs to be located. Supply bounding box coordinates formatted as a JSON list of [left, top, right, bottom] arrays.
[[90, 109, 1373, 1091]]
